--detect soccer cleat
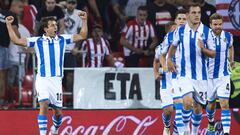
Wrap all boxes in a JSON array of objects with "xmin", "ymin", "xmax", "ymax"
[
  {"xmin": 50, "ymin": 125, "xmax": 58, "ymax": 135},
  {"xmin": 163, "ymin": 127, "xmax": 170, "ymax": 135},
  {"xmin": 207, "ymin": 121, "xmax": 215, "ymax": 134}
]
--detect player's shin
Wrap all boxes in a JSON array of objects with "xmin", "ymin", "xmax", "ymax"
[
  {"xmin": 174, "ymin": 103, "xmax": 185, "ymax": 133},
  {"xmin": 191, "ymin": 112, "xmax": 202, "ymax": 135},
  {"xmin": 38, "ymin": 115, "xmax": 48, "ymax": 135}
]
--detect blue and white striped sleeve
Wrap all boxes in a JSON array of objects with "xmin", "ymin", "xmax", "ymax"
[
  {"xmin": 160, "ymin": 35, "xmax": 169, "ymax": 55},
  {"xmin": 26, "ymin": 37, "xmax": 39, "ymax": 47},
  {"xmin": 61, "ymin": 34, "xmax": 74, "ymax": 45},
  {"xmin": 207, "ymin": 31, "xmax": 215, "ymax": 51},
  {"xmin": 171, "ymin": 28, "xmax": 180, "ymax": 46}
]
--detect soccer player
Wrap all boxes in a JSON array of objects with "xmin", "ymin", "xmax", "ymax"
[
  {"xmin": 5, "ymin": 11, "xmax": 87, "ymax": 135},
  {"xmin": 154, "ymin": 22, "xmax": 176, "ymax": 135},
  {"xmin": 153, "ymin": 9, "xmax": 187, "ymax": 135},
  {"xmin": 167, "ymin": 3, "xmax": 216, "ymax": 135},
  {"xmin": 206, "ymin": 13, "xmax": 234, "ymax": 135}
]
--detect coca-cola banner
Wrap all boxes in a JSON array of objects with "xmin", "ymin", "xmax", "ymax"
[
  {"xmin": 0, "ymin": 109, "xmax": 240, "ymax": 135},
  {"xmin": 73, "ymin": 68, "xmax": 161, "ymax": 109}
]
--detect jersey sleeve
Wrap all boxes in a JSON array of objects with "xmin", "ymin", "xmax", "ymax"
[
  {"xmin": 206, "ymin": 31, "xmax": 215, "ymax": 51},
  {"xmin": 121, "ymin": 23, "xmax": 133, "ymax": 39},
  {"xmin": 26, "ymin": 37, "xmax": 39, "ymax": 47},
  {"xmin": 171, "ymin": 28, "xmax": 180, "ymax": 46},
  {"xmin": 61, "ymin": 34, "xmax": 74, "ymax": 45}
]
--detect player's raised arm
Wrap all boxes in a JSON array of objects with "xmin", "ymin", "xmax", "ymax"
[
  {"xmin": 73, "ymin": 11, "xmax": 88, "ymax": 42},
  {"xmin": 5, "ymin": 16, "xmax": 27, "ymax": 47}
]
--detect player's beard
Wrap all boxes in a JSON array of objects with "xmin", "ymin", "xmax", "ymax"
[{"xmin": 214, "ymin": 29, "xmax": 222, "ymax": 36}]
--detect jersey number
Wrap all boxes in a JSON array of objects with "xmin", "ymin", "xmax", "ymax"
[
  {"xmin": 226, "ymin": 83, "xmax": 230, "ymax": 91},
  {"xmin": 56, "ymin": 93, "xmax": 62, "ymax": 101},
  {"xmin": 199, "ymin": 91, "xmax": 207, "ymax": 100}
]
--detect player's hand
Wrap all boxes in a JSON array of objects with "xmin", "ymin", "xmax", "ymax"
[
  {"xmin": 198, "ymin": 38, "xmax": 204, "ymax": 51},
  {"xmin": 162, "ymin": 64, "xmax": 168, "ymax": 72},
  {"xmin": 167, "ymin": 58, "xmax": 176, "ymax": 73},
  {"xmin": 154, "ymin": 72, "xmax": 162, "ymax": 80},
  {"xmin": 230, "ymin": 61, "xmax": 236, "ymax": 70},
  {"xmin": 79, "ymin": 11, "xmax": 87, "ymax": 20},
  {"xmin": 5, "ymin": 16, "xmax": 14, "ymax": 24},
  {"xmin": 71, "ymin": 48, "xmax": 78, "ymax": 55},
  {"xmin": 114, "ymin": 61, "xmax": 124, "ymax": 70}
]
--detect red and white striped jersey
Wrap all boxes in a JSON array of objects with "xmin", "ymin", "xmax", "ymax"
[
  {"xmin": 82, "ymin": 37, "xmax": 111, "ymax": 67},
  {"xmin": 121, "ymin": 19, "xmax": 156, "ymax": 56},
  {"xmin": 216, "ymin": 0, "xmax": 240, "ymax": 36}
]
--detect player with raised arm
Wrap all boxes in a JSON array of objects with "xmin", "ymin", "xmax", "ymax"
[
  {"xmin": 206, "ymin": 13, "xmax": 234, "ymax": 135},
  {"xmin": 167, "ymin": 3, "xmax": 216, "ymax": 135},
  {"xmin": 5, "ymin": 11, "xmax": 87, "ymax": 135}
]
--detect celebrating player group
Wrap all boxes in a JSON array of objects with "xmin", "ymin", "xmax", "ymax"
[{"xmin": 154, "ymin": 3, "xmax": 234, "ymax": 135}]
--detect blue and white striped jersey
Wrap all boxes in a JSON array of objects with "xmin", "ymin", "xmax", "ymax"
[
  {"xmin": 208, "ymin": 30, "xmax": 233, "ymax": 79},
  {"xmin": 155, "ymin": 31, "xmax": 178, "ymax": 79},
  {"xmin": 172, "ymin": 23, "xmax": 215, "ymax": 80},
  {"xmin": 27, "ymin": 34, "xmax": 73, "ymax": 77}
]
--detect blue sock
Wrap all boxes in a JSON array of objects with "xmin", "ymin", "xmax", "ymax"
[
  {"xmin": 182, "ymin": 107, "xmax": 192, "ymax": 125},
  {"xmin": 38, "ymin": 115, "xmax": 47, "ymax": 135},
  {"xmin": 206, "ymin": 107, "xmax": 215, "ymax": 122},
  {"xmin": 174, "ymin": 103, "xmax": 185, "ymax": 133},
  {"xmin": 52, "ymin": 115, "xmax": 63, "ymax": 129},
  {"xmin": 191, "ymin": 112, "xmax": 202, "ymax": 135},
  {"xmin": 162, "ymin": 112, "xmax": 171, "ymax": 128},
  {"xmin": 221, "ymin": 109, "xmax": 231, "ymax": 134}
]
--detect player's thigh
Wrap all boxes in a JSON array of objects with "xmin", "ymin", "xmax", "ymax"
[
  {"xmin": 172, "ymin": 78, "xmax": 182, "ymax": 100},
  {"xmin": 35, "ymin": 76, "xmax": 50, "ymax": 102},
  {"xmin": 207, "ymin": 78, "xmax": 217, "ymax": 102},
  {"xmin": 49, "ymin": 77, "xmax": 63, "ymax": 108},
  {"xmin": 178, "ymin": 77, "xmax": 194, "ymax": 97},
  {"xmin": 160, "ymin": 88, "xmax": 173, "ymax": 109},
  {"xmin": 192, "ymin": 80, "xmax": 208, "ymax": 105},
  {"xmin": 217, "ymin": 76, "xmax": 231, "ymax": 99}
]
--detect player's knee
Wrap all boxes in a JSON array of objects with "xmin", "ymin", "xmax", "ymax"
[
  {"xmin": 207, "ymin": 102, "xmax": 215, "ymax": 110},
  {"xmin": 183, "ymin": 98, "xmax": 193, "ymax": 109},
  {"xmin": 220, "ymin": 100, "xmax": 229, "ymax": 110},
  {"xmin": 163, "ymin": 106, "xmax": 173, "ymax": 116}
]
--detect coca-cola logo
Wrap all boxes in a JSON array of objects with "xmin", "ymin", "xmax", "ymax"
[{"xmin": 49, "ymin": 115, "xmax": 158, "ymax": 135}]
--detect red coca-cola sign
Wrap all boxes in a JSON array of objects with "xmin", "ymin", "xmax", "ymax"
[{"xmin": 0, "ymin": 109, "xmax": 240, "ymax": 135}]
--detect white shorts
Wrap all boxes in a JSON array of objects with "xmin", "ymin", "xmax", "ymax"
[
  {"xmin": 207, "ymin": 76, "xmax": 230, "ymax": 102},
  {"xmin": 172, "ymin": 77, "xmax": 182, "ymax": 100},
  {"xmin": 160, "ymin": 73, "xmax": 173, "ymax": 109},
  {"xmin": 178, "ymin": 77, "xmax": 208, "ymax": 105},
  {"xmin": 35, "ymin": 76, "xmax": 63, "ymax": 108}
]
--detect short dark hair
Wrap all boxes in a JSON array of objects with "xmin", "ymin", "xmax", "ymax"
[
  {"xmin": 40, "ymin": 16, "xmax": 56, "ymax": 29},
  {"xmin": 175, "ymin": 9, "xmax": 187, "ymax": 17},
  {"xmin": 137, "ymin": 6, "xmax": 148, "ymax": 11},
  {"xmin": 185, "ymin": 3, "xmax": 201, "ymax": 13},
  {"xmin": 165, "ymin": 21, "xmax": 176, "ymax": 33},
  {"xmin": 209, "ymin": 13, "xmax": 223, "ymax": 23}
]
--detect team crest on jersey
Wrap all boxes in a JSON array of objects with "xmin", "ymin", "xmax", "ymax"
[
  {"xmin": 229, "ymin": 0, "xmax": 240, "ymax": 31},
  {"xmin": 224, "ymin": 38, "xmax": 227, "ymax": 43}
]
